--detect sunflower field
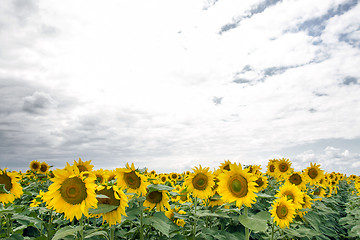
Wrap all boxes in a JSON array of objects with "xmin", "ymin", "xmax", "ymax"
[{"xmin": 1, "ymin": 158, "xmax": 360, "ymax": 240}]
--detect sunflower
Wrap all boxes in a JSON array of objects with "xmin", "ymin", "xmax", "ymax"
[
  {"xmin": 116, "ymin": 163, "xmax": 149, "ymax": 196},
  {"xmin": 94, "ymin": 169, "xmax": 106, "ymax": 184},
  {"xmin": 30, "ymin": 190, "xmax": 45, "ymax": 207},
  {"xmin": 275, "ymin": 182, "xmax": 304, "ymax": 210},
  {"xmin": 255, "ymin": 175, "xmax": 268, "ymax": 192},
  {"xmin": 286, "ymin": 172, "xmax": 306, "ymax": 190},
  {"xmin": 160, "ymin": 174, "xmax": 169, "ymax": 184},
  {"xmin": 42, "ymin": 165, "xmax": 98, "ymax": 221},
  {"xmin": 208, "ymin": 192, "xmax": 224, "ymax": 207},
  {"xmin": 246, "ymin": 165, "xmax": 262, "ymax": 176},
  {"xmin": 274, "ymin": 158, "xmax": 293, "ymax": 180},
  {"xmin": 104, "ymin": 169, "xmax": 117, "ymax": 183},
  {"xmin": 93, "ymin": 185, "xmax": 128, "ymax": 226},
  {"xmin": 72, "ymin": 158, "xmax": 94, "ymax": 173},
  {"xmin": 270, "ymin": 197, "xmax": 296, "ymax": 228},
  {"xmin": 304, "ymin": 163, "xmax": 324, "ymax": 185},
  {"xmin": 165, "ymin": 206, "xmax": 186, "ymax": 227},
  {"xmin": 143, "ymin": 189, "xmax": 171, "ymax": 212},
  {"xmin": 178, "ymin": 185, "xmax": 192, "ymax": 204},
  {"xmin": 184, "ymin": 165, "xmax": 215, "ymax": 199},
  {"xmin": 266, "ymin": 159, "xmax": 278, "ymax": 177},
  {"xmin": 39, "ymin": 162, "xmax": 50, "ymax": 174},
  {"xmin": 0, "ymin": 169, "xmax": 23, "ymax": 204},
  {"xmin": 29, "ymin": 160, "xmax": 41, "ymax": 172},
  {"xmin": 297, "ymin": 193, "xmax": 313, "ymax": 218},
  {"xmin": 170, "ymin": 172, "xmax": 178, "ymax": 181},
  {"xmin": 217, "ymin": 163, "xmax": 258, "ymax": 208}
]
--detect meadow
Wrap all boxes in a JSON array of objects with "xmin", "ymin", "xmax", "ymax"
[{"xmin": 0, "ymin": 158, "xmax": 359, "ymax": 239}]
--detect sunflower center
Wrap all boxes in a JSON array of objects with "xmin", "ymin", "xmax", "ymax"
[
  {"xmin": 171, "ymin": 174, "xmax": 177, "ymax": 179},
  {"xmin": 124, "ymin": 171, "xmax": 141, "ymax": 189},
  {"xmin": 279, "ymin": 163, "xmax": 288, "ymax": 172},
  {"xmin": 269, "ymin": 165, "xmax": 275, "ymax": 172},
  {"xmin": 180, "ymin": 194, "xmax": 188, "ymax": 202},
  {"xmin": 223, "ymin": 164, "xmax": 230, "ymax": 171},
  {"xmin": 283, "ymin": 191, "xmax": 294, "ymax": 201},
  {"xmin": 60, "ymin": 177, "xmax": 87, "ymax": 205},
  {"xmin": 96, "ymin": 188, "xmax": 120, "ymax": 207},
  {"xmin": 77, "ymin": 165, "xmax": 88, "ymax": 173},
  {"xmin": 146, "ymin": 191, "xmax": 162, "ymax": 204},
  {"xmin": 0, "ymin": 173, "xmax": 12, "ymax": 191},
  {"xmin": 308, "ymin": 168, "xmax": 318, "ymax": 179},
  {"xmin": 255, "ymin": 177, "xmax": 264, "ymax": 187},
  {"xmin": 40, "ymin": 164, "xmax": 48, "ymax": 173},
  {"xmin": 228, "ymin": 175, "xmax": 248, "ymax": 198},
  {"xmin": 277, "ymin": 204, "xmax": 288, "ymax": 219},
  {"xmin": 32, "ymin": 163, "xmax": 40, "ymax": 170},
  {"xmin": 192, "ymin": 173, "xmax": 208, "ymax": 190},
  {"xmin": 289, "ymin": 174, "xmax": 302, "ymax": 185}
]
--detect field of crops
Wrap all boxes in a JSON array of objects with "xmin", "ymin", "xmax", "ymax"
[{"xmin": 1, "ymin": 158, "xmax": 359, "ymax": 240}]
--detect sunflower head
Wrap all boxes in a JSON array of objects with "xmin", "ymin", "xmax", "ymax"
[
  {"xmin": 39, "ymin": 162, "xmax": 50, "ymax": 174},
  {"xmin": 73, "ymin": 158, "xmax": 94, "ymax": 173},
  {"xmin": 275, "ymin": 182, "xmax": 304, "ymax": 209},
  {"xmin": 275, "ymin": 158, "xmax": 293, "ymax": 180},
  {"xmin": 304, "ymin": 163, "xmax": 324, "ymax": 185},
  {"xmin": 30, "ymin": 160, "xmax": 41, "ymax": 172},
  {"xmin": 116, "ymin": 164, "xmax": 149, "ymax": 196},
  {"xmin": 287, "ymin": 172, "xmax": 306, "ymax": 190},
  {"xmin": 0, "ymin": 169, "xmax": 23, "ymax": 204},
  {"xmin": 184, "ymin": 165, "xmax": 215, "ymax": 199},
  {"xmin": 270, "ymin": 197, "xmax": 296, "ymax": 228},
  {"xmin": 266, "ymin": 159, "xmax": 278, "ymax": 176},
  {"xmin": 143, "ymin": 189, "xmax": 171, "ymax": 212},
  {"xmin": 255, "ymin": 175, "xmax": 268, "ymax": 191},
  {"xmin": 217, "ymin": 163, "xmax": 258, "ymax": 208}
]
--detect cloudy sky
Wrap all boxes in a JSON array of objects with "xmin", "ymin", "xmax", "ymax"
[{"xmin": 1, "ymin": 0, "xmax": 360, "ymax": 175}]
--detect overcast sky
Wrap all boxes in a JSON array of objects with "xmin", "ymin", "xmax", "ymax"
[{"xmin": 1, "ymin": 0, "xmax": 360, "ymax": 175}]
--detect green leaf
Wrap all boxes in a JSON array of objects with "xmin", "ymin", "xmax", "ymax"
[
  {"xmin": 96, "ymin": 194, "xmax": 110, "ymax": 199},
  {"xmin": 0, "ymin": 184, "xmax": 10, "ymax": 194},
  {"xmin": 88, "ymin": 204, "xmax": 118, "ymax": 214},
  {"xmin": 256, "ymin": 193, "xmax": 275, "ymax": 199},
  {"xmin": 52, "ymin": 226, "xmax": 83, "ymax": 240},
  {"xmin": 7, "ymin": 233, "xmax": 24, "ymax": 240},
  {"xmin": 142, "ymin": 212, "xmax": 171, "ymax": 237},
  {"xmin": 238, "ymin": 211, "xmax": 270, "ymax": 232},
  {"xmin": 84, "ymin": 230, "xmax": 108, "ymax": 239},
  {"xmin": 147, "ymin": 184, "xmax": 174, "ymax": 192},
  {"xmin": 196, "ymin": 210, "xmax": 230, "ymax": 218}
]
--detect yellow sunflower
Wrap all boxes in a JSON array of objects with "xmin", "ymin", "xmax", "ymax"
[
  {"xmin": 42, "ymin": 165, "xmax": 98, "ymax": 221},
  {"xmin": 165, "ymin": 206, "xmax": 186, "ymax": 227},
  {"xmin": 217, "ymin": 163, "xmax": 258, "ymax": 208},
  {"xmin": 39, "ymin": 162, "xmax": 50, "ymax": 174},
  {"xmin": 178, "ymin": 185, "xmax": 192, "ymax": 204},
  {"xmin": 297, "ymin": 193, "xmax": 313, "ymax": 218},
  {"xmin": 266, "ymin": 159, "xmax": 278, "ymax": 177},
  {"xmin": 304, "ymin": 163, "xmax": 324, "ymax": 185},
  {"xmin": 215, "ymin": 160, "xmax": 232, "ymax": 175},
  {"xmin": 0, "ymin": 169, "xmax": 23, "ymax": 204},
  {"xmin": 255, "ymin": 175, "xmax": 268, "ymax": 192},
  {"xmin": 93, "ymin": 185, "xmax": 128, "ymax": 226},
  {"xmin": 29, "ymin": 160, "xmax": 41, "ymax": 172},
  {"xmin": 116, "ymin": 163, "xmax": 149, "ymax": 196},
  {"xmin": 143, "ymin": 189, "xmax": 171, "ymax": 212},
  {"xmin": 72, "ymin": 158, "xmax": 94, "ymax": 173},
  {"xmin": 286, "ymin": 172, "xmax": 306, "ymax": 190},
  {"xmin": 275, "ymin": 182, "xmax": 304, "ymax": 210},
  {"xmin": 94, "ymin": 169, "xmax": 106, "ymax": 184},
  {"xmin": 274, "ymin": 158, "xmax": 293, "ymax": 180},
  {"xmin": 270, "ymin": 197, "xmax": 296, "ymax": 228},
  {"xmin": 246, "ymin": 165, "xmax": 262, "ymax": 176},
  {"xmin": 170, "ymin": 172, "xmax": 178, "ymax": 181},
  {"xmin": 184, "ymin": 165, "xmax": 215, "ymax": 200}
]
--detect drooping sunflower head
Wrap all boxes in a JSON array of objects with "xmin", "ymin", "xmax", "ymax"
[
  {"xmin": 42, "ymin": 166, "xmax": 98, "ymax": 221},
  {"xmin": 304, "ymin": 163, "xmax": 324, "ymax": 185},
  {"xmin": 275, "ymin": 182, "xmax": 304, "ymax": 210},
  {"xmin": 184, "ymin": 165, "xmax": 215, "ymax": 199},
  {"xmin": 275, "ymin": 158, "xmax": 293, "ymax": 180},
  {"xmin": 30, "ymin": 160, "xmax": 41, "ymax": 172},
  {"xmin": 270, "ymin": 197, "xmax": 296, "ymax": 228},
  {"xmin": 0, "ymin": 169, "xmax": 23, "ymax": 204},
  {"xmin": 143, "ymin": 189, "xmax": 171, "ymax": 212},
  {"xmin": 93, "ymin": 185, "xmax": 128, "ymax": 226},
  {"xmin": 94, "ymin": 169, "xmax": 106, "ymax": 184},
  {"xmin": 39, "ymin": 162, "xmax": 50, "ymax": 174},
  {"xmin": 217, "ymin": 163, "xmax": 258, "ymax": 208}
]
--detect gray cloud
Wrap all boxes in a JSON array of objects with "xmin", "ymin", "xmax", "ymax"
[
  {"xmin": 342, "ymin": 76, "xmax": 358, "ymax": 85},
  {"xmin": 212, "ymin": 96, "xmax": 223, "ymax": 105},
  {"xmin": 22, "ymin": 91, "xmax": 57, "ymax": 114}
]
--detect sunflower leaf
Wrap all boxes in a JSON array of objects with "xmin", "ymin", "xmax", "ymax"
[
  {"xmin": 238, "ymin": 211, "xmax": 270, "ymax": 232},
  {"xmin": 52, "ymin": 226, "xmax": 83, "ymax": 240},
  {"xmin": 147, "ymin": 184, "xmax": 174, "ymax": 193},
  {"xmin": 96, "ymin": 194, "xmax": 110, "ymax": 199},
  {"xmin": 88, "ymin": 204, "xmax": 118, "ymax": 214}
]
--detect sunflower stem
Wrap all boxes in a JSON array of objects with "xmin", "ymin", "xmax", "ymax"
[
  {"xmin": 271, "ymin": 220, "xmax": 275, "ymax": 240},
  {"xmin": 6, "ymin": 214, "xmax": 12, "ymax": 237},
  {"xmin": 139, "ymin": 207, "xmax": 144, "ymax": 240},
  {"xmin": 110, "ymin": 225, "xmax": 115, "ymax": 240},
  {"xmin": 79, "ymin": 216, "xmax": 84, "ymax": 240},
  {"xmin": 47, "ymin": 210, "xmax": 53, "ymax": 240},
  {"xmin": 192, "ymin": 197, "xmax": 198, "ymax": 237},
  {"xmin": 244, "ymin": 207, "xmax": 249, "ymax": 240}
]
